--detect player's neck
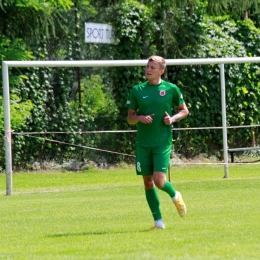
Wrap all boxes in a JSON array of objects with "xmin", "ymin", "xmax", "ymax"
[{"xmin": 148, "ymin": 78, "xmax": 162, "ymax": 85}]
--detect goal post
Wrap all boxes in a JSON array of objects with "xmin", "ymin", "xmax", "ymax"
[{"xmin": 3, "ymin": 57, "xmax": 260, "ymax": 195}]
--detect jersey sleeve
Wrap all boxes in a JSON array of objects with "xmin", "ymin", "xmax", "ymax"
[
  {"xmin": 125, "ymin": 93, "xmax": 131, "ymax": 108},
  {"xmin": 127, "ymin": 87, "xmax": 138, "ymax": 111},
  {"xmin": 173, "ymin": 85, "xmax": 185, "ymax": 107}
]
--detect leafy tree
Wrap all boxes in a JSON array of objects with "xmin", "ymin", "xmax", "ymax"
[
  {"xmin": 0, "ymin": 0, "xmax": 75, "ymax": 43},
  {"xmin": 0, "ymin": 0, "xmax": 92, "ymax": 168},
  {"xmin": 108, "ymin": 0, "xmax": 155, "ymax": 112},
  {"xmin": 206, "ymin": 0, "xmax": 260, "ymax": 20},
  {"xmin": 0, "ymin": 95, "xmax": 33, "ymax": 134},
  {"xmin": 0, "ymin": 36, "xmax": 34, "ymax": 120},
  {"xmin": 70, "ymin": 74, "xmax": 118, "ymax": 117},
  {"xmin": 2, "ymin": 0, "xmax": 260, "ymax": 166},
  {"xmin": 0, "ymin": 35, "xmax": 35, "ymax": 167},
  {"xmin": 171, "ymin": 15, "xmax": 260, "ymax": 156}
]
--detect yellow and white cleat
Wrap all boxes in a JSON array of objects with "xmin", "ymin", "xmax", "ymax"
[
  {"xmin": 173, "ymin": 191, "xmax": 187, "ymax": 218},
  {"xmin": 150, "ymin": 224, "xmax": 165, "ymax": 230}
]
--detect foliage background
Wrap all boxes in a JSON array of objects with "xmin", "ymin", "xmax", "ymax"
[{"xmin": 1, "ymin": 0, "xmax": 260, "ymax": 170}]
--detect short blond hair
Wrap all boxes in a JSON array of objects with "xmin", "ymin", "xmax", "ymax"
[{"xmin": 148, "ymin": 55, "xmax": 166, "ymax": 70}]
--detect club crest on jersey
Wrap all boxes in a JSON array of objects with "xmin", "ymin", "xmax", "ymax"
[{"xmin": 159, "ymin": 90, "xmax": 166, "ymax": 96}]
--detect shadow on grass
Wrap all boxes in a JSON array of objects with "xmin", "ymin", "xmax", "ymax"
[{"xmin": 48, "ymin": 229, "xmax": 151, "ymax": 237}]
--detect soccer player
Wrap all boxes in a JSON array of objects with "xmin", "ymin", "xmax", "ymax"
[{"xmin": 127, "ymin": 55, "xmax": 189, "ymax": 229}]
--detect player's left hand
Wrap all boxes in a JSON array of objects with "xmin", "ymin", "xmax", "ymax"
[{"xmin": 164, "ymin": 112, "xmax": 172, "ymax": 125}]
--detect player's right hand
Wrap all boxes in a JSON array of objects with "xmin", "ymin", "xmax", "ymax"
[{"xmin": 139, "ymin": 114, "xmax": 154, "ymax": 124}]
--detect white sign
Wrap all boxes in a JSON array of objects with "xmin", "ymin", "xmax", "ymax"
[{"xmin": 85, "ymin": 23, "xmax": 116, "ymax": 44}]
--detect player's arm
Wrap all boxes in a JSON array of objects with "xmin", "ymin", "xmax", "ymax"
[
  {"xmin": 127, "ymin": 109, "xmax": 154, "ymax": 125},
  {"xmin": 164, "ymin": 103, "xmax": 189, "ymax": 125},
  {"xmin": 173, "ymin": 102, "xmax": 189, "ymax": 122}
]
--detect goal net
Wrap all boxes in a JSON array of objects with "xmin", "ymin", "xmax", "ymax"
[{"xmin": 3, "ymin": 57, "xmax": 260, "ymax": 195}]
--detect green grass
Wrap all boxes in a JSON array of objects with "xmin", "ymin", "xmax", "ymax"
[{"xmin": 0, "ymin": 164, "xmax": 260, "ymax": 259}]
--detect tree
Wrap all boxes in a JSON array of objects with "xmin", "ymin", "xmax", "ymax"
[
  {"xmin": 207, "ymin": 0, "xmax": 260, "ymax": 20},
  {"xmin": 0, "ymin": 0, "xmax": 96, "ymax": 168},
  {"xmin": 0, "ymin": 0, "xmax": 75, "ymax": 43}
]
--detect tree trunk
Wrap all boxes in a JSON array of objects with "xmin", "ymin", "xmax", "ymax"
[{"xmin": 244, "ymin": 10, "xmax": 248, "ymax": 20}]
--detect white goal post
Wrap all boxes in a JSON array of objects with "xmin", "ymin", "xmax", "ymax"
[{"xmin": 3, "ymin": 57, "xmax": 260, "ymax": 195}]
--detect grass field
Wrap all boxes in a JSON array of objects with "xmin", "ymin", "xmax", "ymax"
[{"xmin": 0, "ymin": 164, "xmax": 259, "ymax": 259}]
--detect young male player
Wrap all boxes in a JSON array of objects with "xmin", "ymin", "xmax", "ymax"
[{"xmin": 127, "ymin": 55, "xmax": 189, "ymax": 229}]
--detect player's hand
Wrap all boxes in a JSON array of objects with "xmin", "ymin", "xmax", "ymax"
[
  {"xmin": 164, "ymin": 112, "xmax": 172, "ymax": 125},
  {"xmin": 139, "ymin": 114, "xmax": 154, "ymax": 124},
  {"xmin": 164, "ymin": 112, "xmax": 179, "ymax": 124}
]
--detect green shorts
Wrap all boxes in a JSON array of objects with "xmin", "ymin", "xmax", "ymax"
[{"xmin": 135, "ymin": 144, "xmax": 172, "ymax": 176}]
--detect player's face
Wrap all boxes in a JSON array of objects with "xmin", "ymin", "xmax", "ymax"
[{"xmin": 145, "ymin": 61, "xmax": 164, "ymax": 82}]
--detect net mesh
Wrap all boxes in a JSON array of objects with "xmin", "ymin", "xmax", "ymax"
[{"xmin": 11, "ymin": 130, "xmax": 136, "ymax": 171}]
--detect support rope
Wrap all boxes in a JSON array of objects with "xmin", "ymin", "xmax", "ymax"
[{"xmin": 25, "ymin": 135, "xmax": 136, "ymax": 158}]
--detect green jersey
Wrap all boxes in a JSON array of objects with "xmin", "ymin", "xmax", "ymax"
[{"xmin": 128, "ymin": 80, "xmax": 185, "ymax": 147}]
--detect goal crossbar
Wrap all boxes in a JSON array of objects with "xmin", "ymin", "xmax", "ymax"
[{"xmin": 3, "ymin": 57, "xmax": 260, "ymax": 195}]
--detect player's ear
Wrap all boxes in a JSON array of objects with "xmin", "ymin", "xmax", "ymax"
[{"xmin": 161, "ymin": 69, "xmax": 165, "ymax": 75}]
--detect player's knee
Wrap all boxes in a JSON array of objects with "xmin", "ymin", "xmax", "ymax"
[
  {"xmin": 154, "ymin": 180, "xmax": 164, "ymax": 189},
  {"xmin": 153, "ymin": 172, "xmax": 165, "ymax": 188},
  {"xmin": 143, "ymin": 177, "xmax": 154, "ymax": 189},
  {"xmin": 153, "ymin": 178, "xmax": 164, "ymax": 189}
]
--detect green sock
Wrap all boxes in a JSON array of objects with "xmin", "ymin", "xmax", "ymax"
[
  {"xmin": 160, "ymin": 180, "xmax": 176, "ymax": 198},
  {"xmin": 145, "ymin": 187, "xmax": 162, "ymax": 221}
]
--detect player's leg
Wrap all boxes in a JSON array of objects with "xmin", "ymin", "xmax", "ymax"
[
  {"xmin": 136, "ymin": 145, "xmax": 165, "ymax": 229},
  {"xmin": 153, "ymin": 145, "xmax": 187, "ymax": 218},
  {"xmin": 153, "ymin": 144, "xmax": 175, "ymax": 194},
  {"xmin": 143, "ymin": 175, "xmax": 165, "ymax": 229}
]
